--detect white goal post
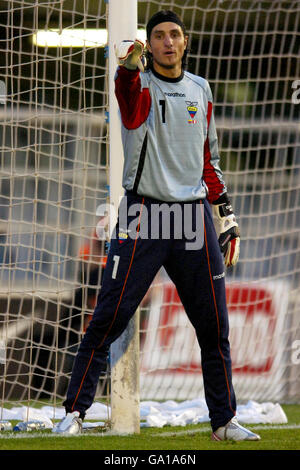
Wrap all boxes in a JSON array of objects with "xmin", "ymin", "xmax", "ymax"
[
  {"xmin": 0, "ymin": 0, "xmax": 299, "ymax": 434},
  {"xmin": 107, "ymin": 0, "xmax": 140, "ymax": 435}
]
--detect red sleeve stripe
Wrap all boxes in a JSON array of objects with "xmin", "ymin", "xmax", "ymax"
[
  {"xmin": 203, "ymin": 101, "xmax": 225, "ymax": 203},
  {"xmin": 115, "ymin": 67, "xmax": 151, "ymax": 130},
  {"xmin": 206, "ymin": 101, "xmax": 213, "ymax": 127}
]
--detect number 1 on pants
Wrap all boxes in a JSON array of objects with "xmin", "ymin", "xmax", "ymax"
[{"xmin": 112, "ymin": 255, "xmax": 120, "ymax": 279}]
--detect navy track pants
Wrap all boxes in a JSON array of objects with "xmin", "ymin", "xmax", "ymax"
[{"xmin": 64, "ymin": 193, "xmax": 236, "ymax": 431}]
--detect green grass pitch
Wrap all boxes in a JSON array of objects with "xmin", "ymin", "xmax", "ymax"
[{"xmin": 0, "ymin": 405, "xmax": 299, "ymax": 452}]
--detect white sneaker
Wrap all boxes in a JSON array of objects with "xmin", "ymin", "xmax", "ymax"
[
  {"xmin": 212, "ymin": 417, "xmax": 261, "ymax": 441},
  {"xmin": 52, "ymin": 411, "xmax": 82, "ymax": 435}
]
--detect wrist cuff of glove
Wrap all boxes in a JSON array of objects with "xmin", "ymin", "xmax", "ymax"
[{"xmin": 212, "ymin": 193, "xmax": 234, "ymax": 218}]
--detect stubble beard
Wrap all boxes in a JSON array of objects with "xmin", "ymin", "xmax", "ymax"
[{"xmin": 153, "ymin": 57, "xmax": 180, "ymax": 71}]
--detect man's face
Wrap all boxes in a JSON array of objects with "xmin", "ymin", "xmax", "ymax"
[{"xmin": 147, "ymin": 22, "xmax": 188, "ymax": 72}]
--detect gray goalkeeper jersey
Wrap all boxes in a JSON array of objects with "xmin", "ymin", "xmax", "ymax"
[{"xmin": 115, "ymin": 66, "xmax": 226, "ymax": 203}]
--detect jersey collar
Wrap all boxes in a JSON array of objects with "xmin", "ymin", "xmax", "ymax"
[{"xmin": 151, "ymin": 66, "xmax": 184, "ymax": 83}]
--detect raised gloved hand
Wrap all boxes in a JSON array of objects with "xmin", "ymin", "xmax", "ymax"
[
  {"xmin": 115, "ymin": 39, "xmax": 146, "ymax": 72},
  {"xmin": 213, "ymin": 194, "xmax": 240, "ymax": 267},
  {"xmin": 95, "ymin": 215, "xmax": 109, "ymax": 241}
]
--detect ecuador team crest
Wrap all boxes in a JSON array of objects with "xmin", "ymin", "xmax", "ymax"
[{"xmin": 185, "ymin": 101, "xmax": 198, "ymax": 124}]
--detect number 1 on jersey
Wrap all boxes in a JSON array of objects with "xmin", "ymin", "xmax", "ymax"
[{"xmin": 159, "ymin": 100, "xmax": 166, "ymax": 123}]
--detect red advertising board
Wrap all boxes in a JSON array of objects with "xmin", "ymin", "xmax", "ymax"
[{"xmin": 140, "ymin": 280, "xmax": 288, "ymax": 400}]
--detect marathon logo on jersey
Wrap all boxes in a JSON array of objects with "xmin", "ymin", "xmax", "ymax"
[
  {"xmin": 185, "ymin": 101, "xmax": 198, "ymax": 124},
  {"xmin": 164, "ymin": 92, "xmax": 186, "ymax": 97}
]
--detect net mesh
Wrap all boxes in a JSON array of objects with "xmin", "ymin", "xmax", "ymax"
[
  {"xmin": 0, "ymin": 0, "xmax": 299, "ymax": 419},
  {"xmin": 0, "ymin": 0, "xmax": 109, "ymax": 411}
]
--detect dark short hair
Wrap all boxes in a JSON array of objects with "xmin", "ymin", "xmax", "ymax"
[{"xmin": 146, "ymin": 10, "xmax": 186, "ymax": 40}]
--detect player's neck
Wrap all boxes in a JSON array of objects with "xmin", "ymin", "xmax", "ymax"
[{"xmin": 152, "ymin": 61, "xmax": 182, "ymax": 79}]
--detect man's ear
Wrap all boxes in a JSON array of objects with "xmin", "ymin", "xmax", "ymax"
[
  {"xmin": 184, "ymin": 35, "xmax": 188, "ymax": 50},
  {"xmin": 146, "ymin": 40, "xmax": 152, "ymax": 54}
]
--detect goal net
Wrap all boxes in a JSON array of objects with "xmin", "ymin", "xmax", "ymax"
[{"xmin": 0, "ymin": 0, "xmax": 299, "ymax": 424}]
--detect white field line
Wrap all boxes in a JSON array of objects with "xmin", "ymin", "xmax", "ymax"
[
  {"xmin": 0, "ymin": 424, "xmax": 299, "ymax": 439},
  {"xmin": 150, "ymin": 423, "xmax": 300, "ymax": 437}
]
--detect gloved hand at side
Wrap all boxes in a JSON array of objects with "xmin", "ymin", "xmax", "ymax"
[{"xmin": 213, "ymin": 194, "xmax": 240, "ymax": 267}]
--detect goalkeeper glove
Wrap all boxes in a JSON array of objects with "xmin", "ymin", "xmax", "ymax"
[
  {"xmin": 115, "ymin": 39, "xmax": 146, "ymax": 72},
  {"xmin": 213, "ymin": 194, "xmax": 240, "ymax": 267},
  {"xmin": 96, "ymin": 215, "xmax": 109, "ymax": 241}
]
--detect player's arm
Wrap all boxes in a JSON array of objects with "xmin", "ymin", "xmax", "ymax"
[
  {"xmin": 203, "ymin": 82, "xmax": 240, "ymax": 267},
  {"xmin": 114, "ymin": 40, "xmax": 151, "ymax": 129}
]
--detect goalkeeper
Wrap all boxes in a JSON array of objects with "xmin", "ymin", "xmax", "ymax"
[{"xmin": 53, "ymin": 10, "xmax": 260, "ymax": 441}]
